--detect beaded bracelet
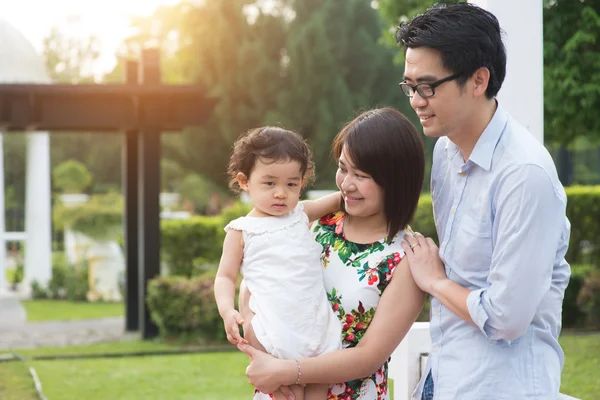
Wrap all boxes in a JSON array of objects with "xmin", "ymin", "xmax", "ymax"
[{"xmin": 294, "ymin": 359, "xmax": 301, "ymax": 385}]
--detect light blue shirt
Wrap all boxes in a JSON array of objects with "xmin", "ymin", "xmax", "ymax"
[{"xmin": 412, "ymin": 104, "xmax": 571, "ymax": 400}]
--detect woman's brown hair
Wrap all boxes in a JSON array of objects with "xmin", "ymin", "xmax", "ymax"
[{"xmin": 332, "ymin": 108, "xmax": 425, "ymax": 243}]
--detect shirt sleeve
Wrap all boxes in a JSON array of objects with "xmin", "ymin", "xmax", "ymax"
[{"xmin": 466, "ymin": 164, "xmax": 567, "ymax": 341}]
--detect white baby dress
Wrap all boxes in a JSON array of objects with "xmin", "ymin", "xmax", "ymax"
[{"xmin": 225, "ymin": 203, "xmax": 341, "ymax": 360}]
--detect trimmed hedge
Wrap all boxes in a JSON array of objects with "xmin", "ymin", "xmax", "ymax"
[
  {"xmin": 564, "ymin": 185, "xmax": 600, "ymax": 266},
  {"xmin": 160, "ymin": 202, "xmax": 251, "ymax": 278},
  {"xmin": 155, "ymin": 187, "xmax": 600, "ymax": 332}
]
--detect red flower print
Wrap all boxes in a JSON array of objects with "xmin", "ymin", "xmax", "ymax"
[
  {"xmin": 345, "ymin": 333, "xmax": 355, "ymax": 341},
  {"xmin": 346, "ymin": 315, "xmax": 354, "ymax": 324},
  {"xmin": 319, "ymin": 212, "xmax": 343, "ymax": 227}
]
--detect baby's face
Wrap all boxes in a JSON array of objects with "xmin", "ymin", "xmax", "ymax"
[{"xmin": 242, "ymin": 158, "xmax": 303, "ymax": 217}]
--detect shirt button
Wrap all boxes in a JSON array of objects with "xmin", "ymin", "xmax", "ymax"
[
  {"xmin": 451, "ymin": 208, "xmax": 456, "ymax": 214},
  {"xmin": 433, "ymin": 345, "xmax": 441, "ymax": 352},
  {"xmin": 460, "ymin": 172, "xmax": 466, "ymax": 176},
  {"xmin": 433, "ymin": 309, "xmax": 439, "ymax": 316}
]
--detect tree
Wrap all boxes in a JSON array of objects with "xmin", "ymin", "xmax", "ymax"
[
  {"xmin": 42, "ymin": 15, "xmax": 100, "ymax": 84},
  {"xmin": 543, "ymin": 0, "xmax": 600, "ymax": 146},
  {"xmin": 42, "ymin": 17, "xmax": 123, "ymax": 193},
  {"xmin": 270, "ymin": 0, "xmax": 409, "ymax": 187},
  {"xmin": 112, "ymin": 1, "xmax": 288, "ymax": 190}
]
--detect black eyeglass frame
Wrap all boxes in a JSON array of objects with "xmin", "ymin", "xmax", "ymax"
[{"xmin": 399, "ymin": 73, "xmax": 462, "ymax": 98}]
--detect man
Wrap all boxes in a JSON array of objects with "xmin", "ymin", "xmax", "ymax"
[{"xmin": 396, "ymin": 3, "xmax": 571, "ymax": 400}]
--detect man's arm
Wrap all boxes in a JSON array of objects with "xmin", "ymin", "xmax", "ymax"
[
  {"xmin": 466, "ymin": 165, "xmax": 566, "ymax": 340},
  {"xmin": 404, "ymin": 165, "xmax": 566, "ymax": 341}
]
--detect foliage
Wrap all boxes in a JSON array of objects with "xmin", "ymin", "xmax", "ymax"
[
  {"xmin": 42, "ymin": 15, "xmax": 100, "ymax": 84},
  {"xmin": 544, "ymin": 0, "xmax": 600, "ymax": 145},
  {"xmin": 177, "ymin": 173, "xmax": 224, "ymax": 214},
  {"xmin": 30, "ymin": 252, "xmax": 90, "ymax": 302},
  {"xmin": 577, "ymin": 269, "xmax": 600, "ymax": 328},
  {"xmin": 267, "ymin": 0, "xmax": 410, "ymax": 187},
  {"xmin": 146, "ymin": 276, "xmax": 225, "ymax": 342},
  {"xmin": 161, "ymin": 216, "xmax": 224, "ymax": 278},
  {"xmin": 563, "ymin": 264, "xmax": 595, "ymax": 328},
  {"xmin": 219, "ymin": 201, "xmax": 253, "ymax": 225},
  {"xmin": 52, "ymin": 159, "xmax": 93, "ymax": 194},
  {"xmin": 43, "ymin": 18, "xmax": 123, "ymax": 195},
  {"xmin": 564, "ymin": 186, "xmax": 600, "ymax": 266},
  {"xmin": 53, "ymin": 193, "xmax": 123, "ymax": 242},
  {"xmin": 7, "ymin": 263, "xmax": 24, "ymax": 287}
]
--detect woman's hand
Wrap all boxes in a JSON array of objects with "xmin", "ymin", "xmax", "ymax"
[{"xmin": 237, "ymin": 343, "xmax": 296, "ymax": 399}]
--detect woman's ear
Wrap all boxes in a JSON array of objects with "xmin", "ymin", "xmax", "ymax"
[{"xmin": 237, "ymin": 172, "xmax": 249, "ymax": 191}]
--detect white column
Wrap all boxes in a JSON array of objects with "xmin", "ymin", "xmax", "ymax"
[
  {"xmin": 0, "ymin": 133, "xmax": 5, "ymax": 293},
  {"xmin": 469, "ymin": 0, "xmax": 544, "ymax": 143},
  {"xmin": 24, "ymin": 132, "xmax": 52, "ymax": 290}
]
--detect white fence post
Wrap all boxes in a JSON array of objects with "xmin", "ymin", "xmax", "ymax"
[{"xmin": 389, "ymin": 322, "xmax": 431, "ymax": 400}]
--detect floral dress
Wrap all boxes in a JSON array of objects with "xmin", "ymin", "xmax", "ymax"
[
  {"xmin": 253, "ymin": 211, "xmax": 406, "ymax": 400},
  {"xmin": 315, "ymin": 212, "xmax": 406, "ymax": 400}
]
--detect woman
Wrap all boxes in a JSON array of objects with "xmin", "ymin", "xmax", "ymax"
[{"xmin": 239, "ymin": 107, "xmax": 426, "ymax": 399}]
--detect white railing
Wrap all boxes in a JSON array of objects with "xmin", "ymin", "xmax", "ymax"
[{"xmin": 388, "ymin": 322, "xmax": 579, "ymax": 400}]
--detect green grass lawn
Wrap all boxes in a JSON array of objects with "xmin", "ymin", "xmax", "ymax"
[
  {"xmin": 1, "ymin": 334, "xmax": 598, "ymax": 399},
  {"xmin": 21, "ymin": 299, "xmax": 124, "ymax": 322},
  {"xmin": 559, "ymin": 334, "xmax": 600, "ymax": 399},
  {"xmin": 0, "ymin": 360, "xmax": 38, "ymax": 400}
]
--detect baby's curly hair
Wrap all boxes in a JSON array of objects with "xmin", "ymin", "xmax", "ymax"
[{"xmin": 227, "ymin": 126, "xmax": 315, "ymax": 192}]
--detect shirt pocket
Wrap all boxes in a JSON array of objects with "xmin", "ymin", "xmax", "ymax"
[{"xmin": 452, "ymin": 212, "xmax": 493, "ymax": 271}]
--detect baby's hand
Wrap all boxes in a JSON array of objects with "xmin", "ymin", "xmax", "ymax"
[{"xmin": 223, "ymin": 309, "xmax": 248, "ymax": 345}]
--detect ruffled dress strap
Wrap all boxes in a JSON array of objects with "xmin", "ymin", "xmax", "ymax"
[{"xmin": 224, "ymin": 203, "xmax": 307, "ymax": 235}]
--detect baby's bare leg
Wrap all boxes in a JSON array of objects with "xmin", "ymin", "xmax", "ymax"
[
  {"xmin": 304, "ymin": 383, "xmax": 329, "ymax": 400},
  {"xmin": 239, "ymin": 281, "xmax": 295, "ymax": 400}
]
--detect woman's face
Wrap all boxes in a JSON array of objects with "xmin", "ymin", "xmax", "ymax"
[{"xmin": 336, "ymin": 146, "xmax": 385, "ymax": 219}]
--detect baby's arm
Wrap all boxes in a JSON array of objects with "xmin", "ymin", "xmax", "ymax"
[
  {"xmin": 214, "ymin": 229, "xmax": 247, "ymax": 345},
  {"xmin": 302, "ymin": 191, "xmax": 342, "ymax": 222}
]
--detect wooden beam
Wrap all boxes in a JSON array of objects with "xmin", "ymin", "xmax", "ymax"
[
  {"xmin": 138, "ymin": 49, "xmax": 162, "ymax": 340},
  {"xmin": 0, "ymin": 83, "xmax": 215, "ymax": 132},
  {"xmin": 123, "ymin": 60, "xmax": 140, "ymax": 333}
]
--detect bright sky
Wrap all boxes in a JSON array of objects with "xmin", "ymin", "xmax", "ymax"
[{"xmin": 0, "ymin": 0, "xmax": 183, "ymax": 75}]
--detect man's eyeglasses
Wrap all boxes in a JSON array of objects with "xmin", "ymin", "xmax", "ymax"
[{"xmin": 399, "ymin": 73, "xmax": 461, "ymax": 98}]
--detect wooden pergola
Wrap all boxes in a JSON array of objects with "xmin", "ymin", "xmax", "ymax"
[{"xmin": 0, "ymin": 49, "xmax": 215, "ymax": 339}]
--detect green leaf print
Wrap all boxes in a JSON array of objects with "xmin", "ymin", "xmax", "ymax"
[
  {"xmin": 334, "ymin": 237, "xmax": 353, "ymax": 263},
  {"xmin": 315, "ymin": 230, "xmax": 335, "ymax": 249}
]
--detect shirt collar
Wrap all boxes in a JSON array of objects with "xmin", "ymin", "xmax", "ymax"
[{"xmin": 466, "ymin": 102, "xmax": 508, "ymax": 171}]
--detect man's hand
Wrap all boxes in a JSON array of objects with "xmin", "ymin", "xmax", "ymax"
[
  {"xmin": 222, "ymin": 309, "xmax": 248, "ymax": 345},
  {"xmin": 401, "ymin": 232, "xmax": 448, "ymax": 294}
]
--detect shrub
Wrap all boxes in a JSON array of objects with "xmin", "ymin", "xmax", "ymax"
[
  {"xmin": 161, "ymin": 216, "xmax": 224, "ymax": 277},
  {"xmin": 146, "ymin": 276, "xmax": 225, "ymax": 343},
  {"xmin": 53, "ymin": 193, "xmax": 123, "ymax": 242},
  {"xmin": 31, "ymin": 252, "xmax": 90, "ymax": 301},
  {"xmin": 577, "ymin": 269, "xmax": 600, "ymax": 328},
  {"xmin": 219, "ymin": 201, "xmax": 252, "ymax": 226},
  {"xmin": 564, "ymin": 186, "xmax": 600, "ymax": 266},
  {"xmin": 563, "ymin": 264, "xmax": 594, "ymax": 328},
  {"xmin": 53, "ymin": 159, "xmax": 92, "ymax": 194}
]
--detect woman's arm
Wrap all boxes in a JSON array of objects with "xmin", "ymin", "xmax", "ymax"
[
  {"xmin": 239, "ymin": 257, "xmax": 425, "ymax": 392},
  {"xmin": 301, "ymin": 192, "xmax": 342, "ymax": 222},
  {"xmin": 214, "ymin": 229, "xmax": 246, "ymax": 345}
]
